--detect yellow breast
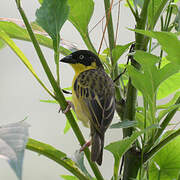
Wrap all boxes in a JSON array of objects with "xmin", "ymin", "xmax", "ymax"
[{"xmin": 71, "ymin": 63, "xmax": 96, "ymax": 128}]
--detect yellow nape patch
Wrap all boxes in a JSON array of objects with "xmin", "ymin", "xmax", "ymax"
[{"xmin": 70, "ymin": 62, "xmax": 97, "ymax": 76}]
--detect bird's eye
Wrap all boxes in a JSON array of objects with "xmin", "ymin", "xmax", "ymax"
[{"xmin": 79, "ymin": 55, "xmax": 84, "ymax": 60}]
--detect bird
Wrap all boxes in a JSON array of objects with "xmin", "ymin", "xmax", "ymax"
[{"xmin": 60, "ymin": 50, "xmax": 115, "ymax": 165}]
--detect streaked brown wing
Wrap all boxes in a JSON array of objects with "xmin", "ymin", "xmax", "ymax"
[{"xmin": 74, "ymin": 69, "xmax": 115, "ymax": 133}]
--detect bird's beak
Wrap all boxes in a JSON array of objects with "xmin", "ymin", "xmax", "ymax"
[{"xmin": 60, "ymin": 54, "xmax": 75, "ymax": 64}]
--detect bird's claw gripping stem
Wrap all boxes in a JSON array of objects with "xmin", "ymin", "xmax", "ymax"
[{"xmin": 59, "ymin": 101, "xmax": 74, "ymax": 113}]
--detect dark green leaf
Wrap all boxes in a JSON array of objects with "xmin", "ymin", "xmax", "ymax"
[
  {"xmin": 36, "ymin": 0, "xmax": 69, "ymax": 41},
  {"xmin": 149, "ymin": 131, "xmax": 180, "ymax": 180},
  {"xmin": 110, "ymin": 120, "xmax": 137, "ymax": 129},
  {"xmin": 68, "ymin": 0, "xmax": 94, "ymax": 37}
]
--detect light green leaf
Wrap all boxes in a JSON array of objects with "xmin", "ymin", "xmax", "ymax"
[
  {"xmin": 0, "ymin": 21, "xmax": 71, "ymax": 55},
  {"xmin": 157, "ymin": 91, "xmax": 180, "ymax": 109},
  {"xmin": 68, "ymin": 0, "xmax": 94, "ymax": 37},
  {"xmin": 127, "ymin": 50, "xmax": 179, "ymax": 122},
  {"xmin": 156, "ymin": 104, "xmax": 180, "ymax": 122},
  {"xmin": 157, "ymin": 72, "xmax": 180, "ymax": 100},
  {"xmin": 67, "ymin": 0, "xmax": 95, "ymax": 51},
  {"xmin": 110, "ymin": 120, "xmax": 137, "ymax": 129},
  {"xmin": 149, "ymin": 131, "xmax": 180, "ymax": 180},
  {"xmin": 36, "ymin": 0, "xmax": 69, "ymax": 41},
  {"xmin": 27, "ymin": 139, "xmax": 89, "ymax": 180},
  {"xmin": 40, "ymin": 99, "xmax": 58, "ymax": 104},
  {"xmin": 133, "ymin": 30, "xmax": 180, "ymax": 65},
  {"xmin": 0, "ymin": 39, "xmax": 5, "ymax": 49},
  {"xmin": 112, "ymin": 42, "xmax": 133, "ymax": 70},
  {"xmin": 61, "ymin": 175, "xmax": 78, "ymax": 180}
]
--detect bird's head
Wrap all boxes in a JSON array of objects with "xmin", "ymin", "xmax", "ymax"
[{"xmin": 60, "ymin": 50, "xmax": 104, "ymax": 73}]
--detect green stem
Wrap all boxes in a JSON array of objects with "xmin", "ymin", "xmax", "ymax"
[
  {"xmin": 16, "ymin": 2, "xmax": 103, "ymax": 179},
  {"xmin": 103, "ymin": 0, "xmax": 121, "ymax": 101},
  {"xmin": 144, "ymin": 128, "xmax": 180, "ymax": 162},
  {"xmin": 26, "ymin": 138, "xmax": 90, "ymax": 180},
  {"xmin": 122, "ymin": 0, "xmax": 150, "ymax": 179}
]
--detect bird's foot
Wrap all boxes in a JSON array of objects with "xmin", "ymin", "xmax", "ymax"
[
  {"xmin": 80, "ymin": 140, "xmax": 91, "ymax": 152},
  {"xmin": 59, "ymin": 101, "xmax": 74, "ymax": 114}
]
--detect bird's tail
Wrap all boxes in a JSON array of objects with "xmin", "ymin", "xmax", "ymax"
[{"xmin": 91, "ymin": 132, "xmax": 104, "ymax": 165}]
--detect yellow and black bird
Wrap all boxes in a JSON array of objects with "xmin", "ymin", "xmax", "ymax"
[{"xmin": 60, "ymin": 50, "xmax": 115, "ymax": 165}]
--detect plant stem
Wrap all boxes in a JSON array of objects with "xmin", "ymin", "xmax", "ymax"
[
  {"xmin": 16, "ymin": 2, "xmax": 104, "ymax": 179},
  {"xmin": 26, "ymin": 138, "xmax": 90, "ymax": 180},
  {"xmin": 103, "ymin": 0, "xmax": 121, "ymax": 101},
  {"xmin": 144, "ymin": 128, "xmax": 180, "ymax": 162},
  {"xmin": 122, "ymin": 0, "xmax": 150, "ymax": 179}
]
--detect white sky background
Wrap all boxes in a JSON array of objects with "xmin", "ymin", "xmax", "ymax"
[{"xmin": 0, "ymin": 1, "xmax": 179, "ymax": 180}]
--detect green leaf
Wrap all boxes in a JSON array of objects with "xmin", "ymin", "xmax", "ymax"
[
  {"xmin": 61, "ymin": 175, "xmax": 78, "ymax": 180},
  {"xmin": 36, "ymin": 0, "xmax": 69, "ymax": 41},
  {"xmin": 67, "ymin": 0, "xmax": 95, "ymax": 51},
  {"xmin": 68, "ymin": 0, "xmax": 94, "ymax": 37},
  {"xmin": 149, "ymin": 131, "xmax": 180, "ymax": 180},
  {"xmin": 0, "ymin": 21, "xmax": 71, "ymax": 55},
  {"xmin": 105, "ymin": 130, "xmax": 144, "ymax": 179},
  {"xmin": 112, "ymin": 42, "xmax": 133, "ymax": 70},
  {"xmin": 157, "ymin": 91, "xmax": 180, "ymax": 109},
  {"xmin": 127, "ymin": 50, "xmax": 179, "ymax": 122},
  {"xmin": 157, "ymin": 72, "xmax": 180, "ymax": 100},
  {"xmin": 27, "ymin": 139, "xmax": 89, "ymax": 180},
  {"xmin": 110, "ymin": 120, "xmax": 137, "ymax": 129},
  {"xmin": 156, "ymin": 104, "xmax": 180, "ymax": 122},
  {"xmin": 132, "ymin": 30, "xmax": 180, "ymax": 65},
  {"xmin": 40, "ymin": 99, "xmax": 58, "ymax": 104},
  {"xmin": 0, "ymin": 39, "xmax": 5, "ymax": 49}
]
